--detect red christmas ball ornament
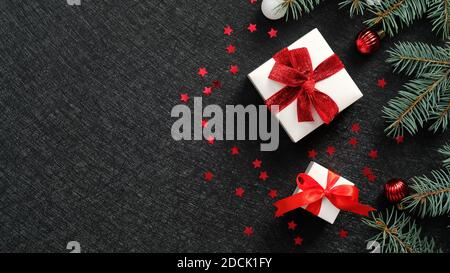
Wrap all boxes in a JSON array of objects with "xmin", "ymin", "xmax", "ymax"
[
  {"xmin": 384, "ymin": 178, "xmax": 409, "ymax": 203},
  {"xmin": 355, "ymin": 28, "xmax": 385, "ymax": 55}
]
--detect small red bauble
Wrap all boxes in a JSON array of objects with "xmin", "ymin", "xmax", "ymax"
[
  {"xmin": 384, "ymin": 178, "xmax": 409, "ymax": 203},
  {"xmin": 355, "ymin": 28, "xmax": 385, "ymax": 55}
]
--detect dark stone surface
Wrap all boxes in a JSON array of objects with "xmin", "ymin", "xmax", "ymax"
[{"xmin": 0, "ymin": 0, "xmax": 448, "ymax": 253}]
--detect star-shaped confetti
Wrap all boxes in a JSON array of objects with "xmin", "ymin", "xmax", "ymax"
[
  {"xmin": 224, "ymin": 25, "xmax": 233, "ymax": 36},
  {"xmin": 180, "ymin": 93, "xmax": 189, "ymax": 103},
  {"xmin": 247, "ymin": 23, "xmax": 257, "ymax": 33},
  {"xmin": 326, "ymin": 146, "xmax": 336, "ymax": 156},
  {"xmin": 288, "ymin": 221, "xmax": 297, "ymax": 230},
  {"xmin": 351, "ymin": 123, "xmax": 361, "ymax": 133},
  {"xmin": 244, "ymin": 226, "xmax": 254, "ymax": 236},
  {"xmin": 198, "ymin": 67, "xmax": 208, "ymax": 77},
  {"xmin": 294, "ymin": 236, "xmax": 303, "ymax": 246},
  {"xmin": 249, "ymin": 0, "xmax": 257, "ymax": 4},
  {"xmin": 204, "ymin": 171, "xmax": 214, "ymax": 182},
  {"xmin": 252, "ymin": 158, "xmax": 262, "ymax": 168},
  {"xmin": 229, "ymin": 65, "xmax": 239, "ymax": 75},
  {"xmin": 259, "ymin": 171, "xmax": 269, "ymax": 181},
  {"xmin": 362, "ymin": 166, "xmax": 373, "ymax": 177},
  {"xmin": 377, "ymin": 78, "xmax": 387, "ymax": 88},
  {"xmin": 235, "ymin": 187, "xmax": 245, "ymax": 198},
  {"xmin": 203, "ymin": 86, "xmax": 212, "ymax": 96},
  {"xmin": 201, "ymin": 119, "xmax": 208, "ymax": 128},
  {"xmin": 226, "ymin": 44, "xmax": 236, "ymax": 54},
  {"xmin": 339, "ymin": 229, "xmax": 348, "ymax": 238},
  {"xmin": 268, "ymin": 28, "xmax": 278, "ymax": 38},
  {"xmin": 368, "ymin": 149, "xmax": 378, "ymax": 159},
  {"xmin": 212, "ymin": 80, "xmax": 222, "ymax": 89},
  {"xmin": 207, "ymin": 136, "xmax": 215, "ymax": 145},
  {"xmin": 268, "ymin": 189, "xmax": 278, "ymax": 199},
  {"xmin": 395, "ymin": 135, "xmax": 404, "ymax": 144},
  {"xmin": 348, "ymin": 137, "xmax": 358, "ymax": 147},
  {"xmin": 367, "ymin": 173, "xmax": 377, "ymax": 182},
  {"xmin": 308, "ymin": 149, "xmax": 318, "ymax": 159},
  {"xmin": 231, "ymin": 146, "xmax": 240, "ymax": 155}
]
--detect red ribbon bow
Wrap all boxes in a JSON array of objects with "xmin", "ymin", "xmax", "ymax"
[
  {"xmin": 274, "ymin": 170, "xmax": 375, "ymax": 218},
  {"xmin": 266, "ymin": 47, "xmax": 344, "ymax": 124}
]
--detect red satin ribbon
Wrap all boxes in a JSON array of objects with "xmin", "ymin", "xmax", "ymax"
[
  {"xmin": 266, "ymin": 47, "xmax": 344, "ymax": 124},
  {"xmin": 274, "ymin": 170, "xmax": 375, "ymax": 218}
]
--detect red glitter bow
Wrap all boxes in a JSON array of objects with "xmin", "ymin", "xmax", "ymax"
[
  {"xmin": 273, "ymin": 170, "xmax": 375, "ymax": 217},
  {"xmin": 266, "ymin": 47, "xmax": 344, "ymax": 124}
]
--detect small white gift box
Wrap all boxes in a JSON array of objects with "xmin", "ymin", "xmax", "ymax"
[
  {"xmin": 293, "ymin": 161, "xmax": 355, "ymax": 224},
  {"xmin": 247, "ymin": 28, "xmax": 363, "ymax": 142}
]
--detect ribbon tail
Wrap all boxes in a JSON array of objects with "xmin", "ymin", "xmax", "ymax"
[
  {"xmin": 339, "ymin": 202, "xmax": 376, "ymax": 217},
  {"xmin": 273, "ymin": 191, "xmax": 322, "ymax": 217},
  {"xmin": 305, "ymin": 200, "xmax": 322, "ymax": 216},
  {"xmin": 297, "ymin": 91, "xmax": 314, "ymax": 122},
  {"xmin": 265, "ymin": 86, "xmax": 300, "ymax": 113},
  {"xmin": 311, "ymin": 89, "xmax": 339, "ymax": 124}
]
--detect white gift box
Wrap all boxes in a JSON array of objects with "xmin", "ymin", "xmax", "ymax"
[
  {"xmin": 247, "ymin": 28, "xmax": 363, "ymax": 142},
  {"xmin": 294, "ymin": 161, "xmax": 355, "ymax": 224}
]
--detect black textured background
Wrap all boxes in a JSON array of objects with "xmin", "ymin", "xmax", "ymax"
[{"xmin": 0, "ymin": 0, "xmax": 448, "ymax": 253}]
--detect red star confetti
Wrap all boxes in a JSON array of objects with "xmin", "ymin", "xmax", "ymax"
[
  {"xmin": 231, "ymin": 146, "xmax": 240, "ymax": 155},
  {"xmin": 259, "ymin": 171, "xmax": 269, "ymax": 181},
  {"xmin": 308, "ymin": 149, "xmax": 318, "ymax": 159},
  {"xmin": 203, "ymin": 171, "xmax": 214, "ymax": 182},
  {"xmin": 224, "ymin": 25, "xmax": 233, "ymax": 36},
  {"xmin": 368, "ymin": 149, "xmax": 378, "ymax": 159},
  {"xmin": 288, "ymin": 221, "xmax": 297, "ymax": 230},
  {"xmin": 326, "ymin": 146, "xmax": 336, "ymax": 156},
  {"xmin": 351, "ymin": 123, "xmax": 361, "ymax": 133},
  {"xmin": 229, "ymin": 65, "xmax": 239, "ymax": 75},
  {"xmin": 395, "ymin": 135, "xmax": 404, "ymax": 144},
  {"xmin": 203, "ymin": 86, "xmax": 212, "ymax": 96},
  {"xmin": 249, "ymin": 0, "xmax": 257, "ymax": 4},
  {"xmin": 367, "ymin": 173, "xmax": 377, "ymax": 182},
  {"xmin": 244, "ymin": 226, "xmax": 254, "ymax": 236},
  {"xmin": 226, "ymin": 44, "xmax": 236, "ymax": 54},
  {"xmin": 268, "ymin": 28, "xmax": 278, "ymax": 38},
  {"xmin": 268, "ymin": 189, "xmax": 278, "ymax": 199},
  {"xmin": 339, "ymin": 229, "xmax": 348, "ymax": 238},
  {"xmin": 207, "ymin": 136, "xmax": 215, "ymax": 145},
  {"xmin": 247, "ymin": 23, "xmax": 257, "ymax": 33},
  {"xmin": 294, "ymin": 236, "xmax": 303, "ymax": 246},
  {"xmin": 362, "ymin": 166, "xmax": 373, "ymax": 177},
  {"xmin": 377, "ymin": 78, "xmax": 387, "ymax": 88},
  {"xmin": 235, "ymin": 187, "xmax": 245, "ymax": 198},
  {"xmin": 252, "ymin": 158, "xmax": 262, "ymax": 168},
  {"xmin": 198, "ymin": 67, "xmax": 208, "ymax": 77},
  {"xmin": 201, "ymin": 119, "xmax": 208, "ymax": 128},
  {"xmin": 212, "ymin": 80, "xmax": 222, "ymax": 89},
  {"xmin": 180, "ymin": 93, "xmax": 189, "ymax": 103},
  {"xmin": 348, "ymin": 137, "xmax": 358, "ymax": 147}
]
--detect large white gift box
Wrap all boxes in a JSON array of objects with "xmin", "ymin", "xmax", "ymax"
[
  {"xmin": 293, "ymin": 161, "xmax": 355, "ymax": 224},
  {"xmin": 247, "ymin": 28, "xmax": 363, "ymax": 142}
]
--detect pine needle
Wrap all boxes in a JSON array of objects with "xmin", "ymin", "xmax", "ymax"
[{"xmin": 362, "ymin": 209, "xmax": 441, "ymax": 253}]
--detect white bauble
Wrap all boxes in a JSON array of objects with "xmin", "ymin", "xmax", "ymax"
[{"xmin": 261, "ymin": 0, "xmax": 287, "ymax": 20}]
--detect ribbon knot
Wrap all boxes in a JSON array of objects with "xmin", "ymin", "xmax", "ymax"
[
  {"xmin": 273, "ymin": 170, "xmax": 375, "ymax": 218},
  {"xmin": 265, "ymin": 47, "xmax": 344, "ymax": 124}
]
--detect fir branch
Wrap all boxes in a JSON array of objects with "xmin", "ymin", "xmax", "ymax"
[
  {"xmin": 279, "ymin": 0, "xmax": 324, "ymax": 21},
  {"xmin": 386, "ymin": 42, "xmax": 450, "ymax": 77},
  {"xmin": 401, "ymin": 169, "xmax": 450, "ymax": 218},
  {"xmin": 429, "ymin": 93, "xmax": 450, "ymax": 132},
  {"xmin": 364, "ymin": 0, "xmax": 428, "ymax": 37},
  {"xmin": 428, "ymin": 0, "xmax": 450, "ymax": 40},
  {"xmin": 362, "ymin": 209, "xmax": 441, "ymax": 253},
  {"xmin": 438, "ymin": 143, "xmax": 450, "ymax": 169},
  {"xmin": 339, "ymin": 0, "xmax": 367, "ymax": 16},
  {"xmin": 383, "ymin": 69, "xmax": 450, "ymax": 137}
]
